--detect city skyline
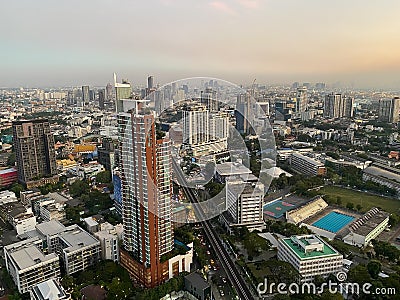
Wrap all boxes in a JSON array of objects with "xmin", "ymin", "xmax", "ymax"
[{"xmin": 1, "ymin": 0, "xmax": 400, "ymax": 89}]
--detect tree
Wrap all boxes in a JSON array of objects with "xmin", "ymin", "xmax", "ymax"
[
  {"xmin": 10, "ymin": 183, "xmax": 24, "ymax": 197},
  {"xmin": 367, "ymin": 261, "xmax": 381, "ymax": 279},
  {"xmin": 96, "ymin": 171, "xmax": 112, "ymax": 184},
  {"xmin": 356, "ymin": 204, "xmax": 363, "ymax": 211},
  {"xmin": 346, "ymin": 202, "xmax": 354, "ymax": 210},
  {"xmin": 336, "ymin": 196, "xmax": 343, "ymax": 206},
  {"xmin": 69, "ymin": 180, "xmax": 90, "ymax": 198}
]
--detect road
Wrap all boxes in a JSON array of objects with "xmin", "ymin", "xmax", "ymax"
[{"xmin": 172, "ymin": 159, "xmax": 255, "ymax": 300}]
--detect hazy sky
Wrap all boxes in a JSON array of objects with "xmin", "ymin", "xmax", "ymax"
[{"xmin": 1, "ymin": 0, "xmax": 400, "ymax": 88}]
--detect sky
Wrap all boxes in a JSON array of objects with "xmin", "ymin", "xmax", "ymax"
[{"xmin": 1, "ymin": 0, "xmax": 400, "ymax": 89}]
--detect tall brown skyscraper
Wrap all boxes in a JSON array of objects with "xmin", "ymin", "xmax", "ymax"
[
  {"xmin": 12, "ymin": 119, "xmax": 57, "ymax": 187},
  {"xmin": 118, "ymin": 108, "xmax": 175, "ymax": 287}
]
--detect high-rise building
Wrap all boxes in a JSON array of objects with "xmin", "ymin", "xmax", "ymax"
[
  {"xmin": 378, "ymin": 97, "xmax": 400, "ymax": 123},
  {"xmin": 82, "ymin": 85, "xmax": 90, "ymax": 107},
  {"xmin": 118, "ymin": 108, "xmax": 176, "ymax": 287},
  {"xmin": 147, "ymin": 75, "xmax": 154, "ymax": 89},
  {"xmin": 183, "ymin": 105, "xmax": 209, "ymax": 145},
  {"xmin": 296, "ymin": 87, "xmax": 308, "ymax": 113},
  {"xmin": 201, "ymin": 88, "xmax": 219, "ymax": 113},
  {"xmin": 12, "ymin": 119, "xmax": 57, "ymax": 187},
  {"xmin": 235, "ymin": 93, "xmax": 252, "ymax": 134},
  {"xmin": 323, "ymin": 93, "xmax": 353, "ymax": 119},
  {"xmin": 98, "ymin": 89, "xmax": 106, "ymax": 110},
  {"xmin": 114, "ymin": 73, "xmax": 133, "ymax": 113}
]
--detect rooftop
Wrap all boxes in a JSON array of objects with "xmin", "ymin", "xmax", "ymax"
[
  {"xmin": 364, "ymin": 166, "xmax": 400, "ymax": 183},
  {"xmin": 185, "ymin": 272, "xmax": 210, "ymax": 290},
  {"xmin": 281, "ymin": 235, "xmax": 340, "ymax": 260},
  {"xmin": 292, "ymin": 152, "xmax": 324, "ymax": 167},
  {"xmin": 59, "ymin": 225, "xmax": 99, "ymax": 252},
  {"xmin": 36, "ymin": 220, "xmax": 66, "ymax": 237},
  {"xmin": 350, "ymin": 208, "xmax": 390, "ymax": 236},
  {"xmin": 9, "ymin": 244, "xmax": 58, "ymax": 270},
  {"xmin": 31, "ymin": 279, "xmax": 68, "ymax": 300},
  {"xmin": 216, "ymin": 162, "xmax": 252, "ymax": 176}
]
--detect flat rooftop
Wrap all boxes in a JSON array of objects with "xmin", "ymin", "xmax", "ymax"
[
  {"xmin": 36, "ymin": 220, "xmax": 66, "ymax": 236},
  {"xmin": 281, "ymin": 235, "xmax": 339, "ymax": 260},
  {"xmin": 292, "ymin": 152, "xmax": 324, "ymax": 167},
  {"xmin": 9, "ymin": 245, "xmax": 58, "ymax": 270},
  {"xmin": 216, "ymin": 162, "xmax": 252, "ymax": 176},
  {"xmin": 59, "ymin": 225, "xmax": 99, "ymax": 253},
  {"xmin": 32, "ymin": 279, "xmax": 68, "ymax": 300}
]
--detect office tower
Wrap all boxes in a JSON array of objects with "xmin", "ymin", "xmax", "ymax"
[
  {"xmin": 275, "ymin": 100, "xmax": 292, "ymax": 122},
  {"xmin": 98, "ymin": 89, "xmax": 106, "ymax": 110},
  {"xmin": 292, "ymin": 82, "xmax": 299, "ymax": 89},
  {"xmin": 106, "ymin": 83, "xmax": 114, "ymax": 101},
  {"xmin": 201, "ymin": 88, "xmax": 219, "ymax": 113},
  {"xmin": 316, "ymin": 83, "xmax": 326, "ymax": 89},
  {"xmin": 182, "ymin": 105, "xmax": 209, "ymax": 145},
  {"xmin": 82, "ymin": 86, "xmax": 90, "ymax": 107},
  {"xmin": 296, "ymin": 87, "xmax": 308, "ymax": 113},
  {"xmin": 324, "ymin": 93, "xmax": 354, "ymax": 119},
  {"xmin": 378, "ymin": 97, "xmax": 400, "ymax": 123},
  {"xmin": 147, "ymin": 75, "xmax": 154, "ymax": 89},
  {"xmin": 12, "ymin": 120, "xmax": 57, "ymax": 187},
  {"xmin": 114, "ymin": 73, "xmax": 133, "ymax": 113},
  {"xmin": 235, "ymin": 93, "xmax": 252, "ymax": 134},
  {"xmin": 119, "ymin": 108, "xmax": 175, "ymax": 287}
]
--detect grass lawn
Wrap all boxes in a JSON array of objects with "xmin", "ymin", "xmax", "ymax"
[{"xmin": 320, "ymin": 186, "xmax": 400, "ymax": 214}]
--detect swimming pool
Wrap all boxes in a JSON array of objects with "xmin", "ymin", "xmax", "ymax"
[{"xmin": 312, "ymin": 211, "xmax": 355, "ymax": 233}]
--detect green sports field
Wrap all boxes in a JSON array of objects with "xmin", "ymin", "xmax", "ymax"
[{"xmin": 319, "ymin": 186, "xmax": 400, "ymax": 214}]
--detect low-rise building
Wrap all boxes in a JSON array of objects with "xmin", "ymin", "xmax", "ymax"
[
  {"xmin": 0, "ymin": 190, "xmax": 18, "ymax": 205},
  {"xmin": 4, "ymin": 238, "xmax": 61, "ymax": 294},
  {"xmin": 278, "ymin": 234, "xmax": 343, "ymax": 282},
  {"xmin": 58, "ymin": 225, "xmax": 101, "ymax": 275},
  {"xmin": 0, "ymin": 167, "xmax": 17, "ymax": 188},
  {"xmin": 290, "ymin": 152, "xmax": 326, "ymax": 176},
  {"xmin": 94, "ymin": 224, "xmax": 121, "ymax": 262},
  {"xmin": 0, "ymin": 202, "xmax": 37, "ymax": 235},
  {"xmin": 30, "ymin": 279, "xmax": 71, "ymax": 300},
  {"xmin": 184, "ymin": 272, "xmax": 211, "ymax": 300},
  {"xmin": 343, "ymin": 208, "xmax": 390, "ymax": 247},
  {"xmin": 286, "ymin": 196, "xmax": 328, "ymax": 225}
]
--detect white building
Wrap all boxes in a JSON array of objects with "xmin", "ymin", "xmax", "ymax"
[
  {"xmin": 57, "ymin": 225, "xmax": 101, "ymax": 275},
  {"xmin": 278, "ymin": 235, "xmax": 343, "ymax": 282},
  {"xmin": 343, "ymin": 208, "xmax": 390, "ymax": 247},
  {"xmin": 223, "ymin": 178, "xmax": 264, "ymax": 230},
  {"xmin": 0, "ymin": 190, "xmax": 18, "ymax": 205},
  {"xmin": 30, "ymin": 279, "xmax": 71, "ymax": 300},
  {"xmin": 290, "ymin": 152, "xmax": 327, "ymax": 176},
  {"xmin": 4, "ymin": 238, "xmax": 61, "ymax": 294},
  {"xmin": 94, "ymin": 224, "xmax": 121, "ymax": 262}
]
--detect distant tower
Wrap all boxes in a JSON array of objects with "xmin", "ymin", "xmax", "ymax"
[
  {"xmin": 98, "ymin": 89, "xmax": 106, "ymax": 110},
  {"xmin": 296, "ymin": 87, "xmax": 308, "ymax": 113},
  {"xmin": 147, "ymin": 75, "xmax": 154, "ymax": 89},
  {"xmin": 378, "ymin": 97, "xmax": 400, "ymax": 123},
  {"xmin": 324, "ymin": 93, "xmax": 354, "ymax": 119},
  {"xmin": 82, "ymin": 86, "xmax": 90, "ymax": 107}
]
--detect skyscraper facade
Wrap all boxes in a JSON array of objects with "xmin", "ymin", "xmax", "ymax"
[
  {"xmin": 98, "ymin": 89, "xmax": 106, "ymax": 110},
  {"xmin": 114, "ymin": 73, "xmax": 132, "ymax": 113},
  {"xmin": 323, "ymin": 93, "xmax": 354, "ymax": 119},
  {"xmin": 296, "ymin": 87, "xmax": 308, "ymax": 113},
  {"xmin": 12, "ymin": 119, "xmax": 57, "ymax": 187},
  {"xmin": 118, "ymin": 108, "xmax": 175, "ymax": 287},
  {"xmin": 82, "ymin": 86, "xmax": 90, "ymax": 107},
  {"xmin": 378, "ymin": 97, "xmax": 400, "ymax": 123}
]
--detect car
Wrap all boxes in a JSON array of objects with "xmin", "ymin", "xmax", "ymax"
[
  {"xmin": 222, "ymin": 277, "xmax": 227, "ymax": 284},
  {"xmin": 219, "ymin": 290, "xmax": 224, "ymax": 297}
]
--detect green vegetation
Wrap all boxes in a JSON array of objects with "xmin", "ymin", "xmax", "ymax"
[
  {"xmin": 61, "ymin": 260, "xmax": 134, "ymax": 300},
  {"xmin": 174, "ymin": 225, "xmax": 195, "ymax": 244},
  {"xmin": 247, "ymin": 260, "xmax": 298, "ymax": 285},
  {"xmin": 372, "ymin": 240, "xmax": 400, "ymax": 262},
  {"xmin": 95, "ymin": 171, "xmax": 112, "ymax": 184},
  {"xmin": 320, "ymin": 186, "xmax": 400, "ymax": 214},
  {"xmin": 204, "ymin": 181, "xmax": 224, "ymax": 197},
  {"xmin": 135, "ymin": 273, "xmax": 187, "ymax": 300},
  {"xmin": 265, "ymin": 220, "xmax": 312, "ymax": 237}
]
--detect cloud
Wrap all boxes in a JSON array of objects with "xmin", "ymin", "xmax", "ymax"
[{"xmin": 209, "ymin": 1, "xmax": 237, "ymax": 15}]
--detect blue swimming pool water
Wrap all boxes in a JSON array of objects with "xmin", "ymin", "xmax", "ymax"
[{"xmin": 312, "ymin": 212, "xmax": 355, "ymax": 233}]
